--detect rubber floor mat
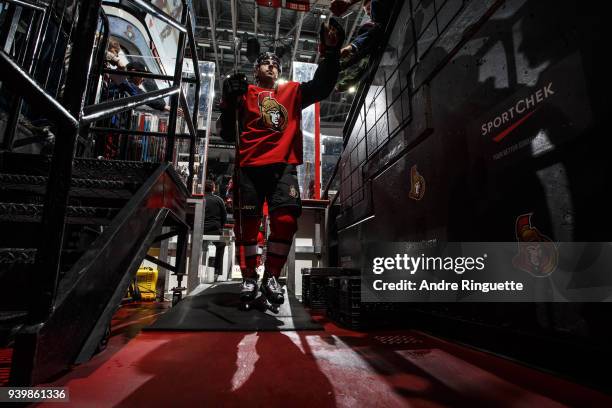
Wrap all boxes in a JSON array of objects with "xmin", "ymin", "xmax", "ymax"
[{"xmin": 145, "ymin": 282, "xmax": 322, "ymax": 331}]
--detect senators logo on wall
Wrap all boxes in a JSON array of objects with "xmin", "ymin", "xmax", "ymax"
[
  {"xmin": 258, "ymin": 92, "xmax": 288, "ymax": 132},
  {"xmin": 512, "ymin": 213, "xmax": 558, "ymax": 277},
  {"xmin": 409, "ymin": 165, "xmax": 426, "ymax": 200}
]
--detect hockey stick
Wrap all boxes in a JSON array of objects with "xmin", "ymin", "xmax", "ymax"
[{"xmin": 233, "ymin": 36, "xmax": 243, "ymax": 239}]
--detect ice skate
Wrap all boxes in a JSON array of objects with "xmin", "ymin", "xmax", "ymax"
[
  {"xmin": 260, "ymin": 275, "xmax": 285, "ymax": 306},
  {"xmin": 239, "ymin": 278, "xmax": 258, "ymax": 310}
]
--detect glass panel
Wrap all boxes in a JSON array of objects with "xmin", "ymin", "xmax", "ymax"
[
  {"xmin": 321, "ymin": 135, "xmax": 343, "ymax": 195},
  {"xmin": 292, "ymin": 61, "xmax": 318, "ymax": 198},
  {"xmin": 174, "ymin": 61, "xmax": 216, "ymax": 195},
  {"xmin": 144, "ymin": 0, "xmax": 184, "ymax": 76}
]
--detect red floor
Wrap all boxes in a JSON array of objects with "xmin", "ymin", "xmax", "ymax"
[{"xmin": 2, "ymin": 302, "xmax": 610, "ymax": 407}]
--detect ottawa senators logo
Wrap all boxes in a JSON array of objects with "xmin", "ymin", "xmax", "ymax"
[
  {"xmin": 258, "ymin": 92, "xmax": 288, "ymax": 132},
  {"xmin": 409, "ymin": 165, "xmax": 426, "ymax": 200},
  {"xmin": 512, "ymin": 213, "xmax": 558, "ymax": 277}
]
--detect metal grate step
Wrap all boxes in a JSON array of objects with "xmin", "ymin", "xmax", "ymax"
[{"xmin": 0, "ymin": 203, "xmax": 119, "ymax": 224}]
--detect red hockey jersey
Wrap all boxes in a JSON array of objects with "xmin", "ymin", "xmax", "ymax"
[{"xmin": 237, "ymin": 82, "xmax": 303, "ymax": 167}]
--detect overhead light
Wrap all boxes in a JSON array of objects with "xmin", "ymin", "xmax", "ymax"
[
  {"xmin": 299, "ymin": 54, "xmax": 311, "ymax": 59},
  {"xmin": 320, "ymin": 14, "xmax": 327, "ymax": 19},
  {"xmin": 348, "ymin": 86, "xmax": 356, "ymax": 93},
  {"xmin": 218, "ymin": 45, "xmax": 231, "ymax": 50}
]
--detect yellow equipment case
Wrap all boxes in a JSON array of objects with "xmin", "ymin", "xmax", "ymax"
[{"xmin": 132, "ymin": 266, "xmax": 159, "ymax": 301}]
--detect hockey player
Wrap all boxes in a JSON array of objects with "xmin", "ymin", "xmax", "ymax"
[{"xmin": 217, "ymin": 19, "xmax": 345, "ymax": 309}]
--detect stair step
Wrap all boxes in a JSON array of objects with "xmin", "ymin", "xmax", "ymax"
[
  {"xmin": 0, "ymin": 173, "xmax": 136, "ymax": 200},
  {"xmin": 0, "ymin": 248, "xmax": 87, "ymax": 267},
  {"xmin": 0, "ymin": 152, "xmax": 158, "ymax": 183},
  {"xmin": 0, "ymin": 248, "xmax": 36, "ymax": 265},
  {"xmin": 0, "ymin": 203, "xmax": 119, "ymax": 224},
  {"xmin": 0, "ymin": 173, "xmax": 133, "ymax": 190}
]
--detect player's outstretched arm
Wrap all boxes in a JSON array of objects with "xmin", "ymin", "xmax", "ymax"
[{"xmin": 300, "ymin": 17, "xmax": 346, "ymax": 109}]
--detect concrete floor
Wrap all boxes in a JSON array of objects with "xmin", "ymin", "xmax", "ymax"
[{"xmin": 7, "ymin": 302, "xmax": 605, "ymax": 407}]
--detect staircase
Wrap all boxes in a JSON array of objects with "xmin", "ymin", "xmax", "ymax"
[
  {"xmin": 0, "ymin": 0, "xmax": 203, "ymax": 386},
  {"xmin": 0, "ymin": 152, "xmax": 189, "ymax": 385}
]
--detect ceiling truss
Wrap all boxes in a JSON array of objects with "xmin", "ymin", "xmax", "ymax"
[{"xmin": 192, "ymin": 0, "xmax": 365, "ymax": 124}]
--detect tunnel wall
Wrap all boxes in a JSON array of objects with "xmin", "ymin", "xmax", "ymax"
[{"xmin": 333, "ymin": 0, "xmax": 611, "ymax": 381}]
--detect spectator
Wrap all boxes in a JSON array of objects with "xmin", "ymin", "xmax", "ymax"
[
  {"xmin": 204, "ymin": 180, "xmax": 228, "ymax": 278},
  {"xmin": 331, "ymin": 0, "xmax": 391, "ymax": 66},
  {"xmin": 105, "ymin": 37, "xmax": 126, "ymax": 70},
  {"xmin": 330, "ymin": 0, "xmax": 393, "ymax": 91}
]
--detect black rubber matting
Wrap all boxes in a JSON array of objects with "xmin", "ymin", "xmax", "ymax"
[{"xmin": 145, "ymin": 281, "xmax": 322, "ymax": 331}]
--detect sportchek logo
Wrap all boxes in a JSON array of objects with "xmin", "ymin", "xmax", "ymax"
[{"xmin": 481, "ymin": 82, "xmax": 554, "ymax": 142}]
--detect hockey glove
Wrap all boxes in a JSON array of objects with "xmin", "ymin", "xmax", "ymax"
[
  {"xmin": 318, "ymin": 17, "xmax": 346, "ymax": 60},
  {"xmin": 221, "ymin": 73, "xmax": 248, "ymax": 108},
  {"xmin": 330, "ymin": 0, "xmax": 353, "ymax": 17}
]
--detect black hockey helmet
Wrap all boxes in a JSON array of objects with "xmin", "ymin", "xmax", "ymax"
[{"xmin": 254, "ymin": 52, "xmax": 282, "ymax": 74}]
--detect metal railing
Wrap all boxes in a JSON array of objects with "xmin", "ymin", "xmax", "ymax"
[
  {"xmin": 322, "ymin": 0, "xmax": 403, "ymax": 201},
  {"xmin": 0, "ymin": 0, "xmax": 202, "ymax": 325},
  {"xmin": 1, "ymin": 0, "xmax": 50, "ymax": 150}
]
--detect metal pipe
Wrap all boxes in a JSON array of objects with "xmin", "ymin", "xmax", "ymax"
[
  {"xmin": 81, "ymin": 86, "xmax": 180, "ymax": 124},
  {"xmin": 54, "ymin": 4, "xmax": 80, "ymax": 98},
  {"xmin": 179, "ymin": 91, "xmax": 196, "ymax": 141},
  {"xmin": 164, "ymin": 5, "xmax": 188, "ymax": 162},
  {"xmin": 86, "ymin": 12, "xmax": 110, "ymax": 106},
  {"xmin": 196, "ymin": 25, "xmax": 319, "ymax": 44},
  {"xmin": 43, "ymin": 0, "xmax": 66, "ymax": 89},
  {"xmin": 128, "ymin": 0, "xmax": 187, "ymax": 33},
  {"xmin": 16, "ymin": 6, "xmax": 35, "ymax": 65},
  {"xmin": 254, "ymin": 3, "xmax": 258, "ymax": 37},
  {"xmin": 100, "ymin": 68, "xmax": 199, "ymax": 83},
  {"xmin": 26, "ymin": 6, "xmax": 46, "ymax": 73},
  {"xmin": 178, "ymin": 86, "xmax": 197, "ymax": 191},
  {"xmin": 101, "ymin": 68, "xmax": 174, "ymax": 82},
  {"xmin": 187, "ymin": 72, "xmax": 201, "ymax": 192},
  {"xmin": 89, "ymin": 127, "xmax": 193, "ymax": 139},
  {"xmin": 0, "ymin": 5, "xmax": 17, "ymax": 51},
  {"xmin": 274, "ymin": 7, "xmax": 281, "ymax": 48},
  {"xmin": 30, "ymin": 0, "xmax": 55, "ymax": 76},
  {"xmin": 3, "ymin": 0, "xmax": 45, "ymax": 12},
  {"xmin": 187, "ymin": 95, "xmax": 199, "ymax": 191},
  {"xmin": 3, "ymin": 6, "xmax": 22, "ymax": 54},
  {"xmin": 205, "ymin": 0, "xmax": 222, "ymax": 91},
  {"xmin": 230, "ymin": 0, "xmax": 237, "ymax": 42},
  {"xmin": 0, "ymin": 50, "xmax": 78, "ymax": 128},
  {"xmin": 290, "ymin": 11, "xmax": 305, "ymax": 78},
  {"xmin": 186, "ymin": 14, "xmax": 201, "ymax": 85}
]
